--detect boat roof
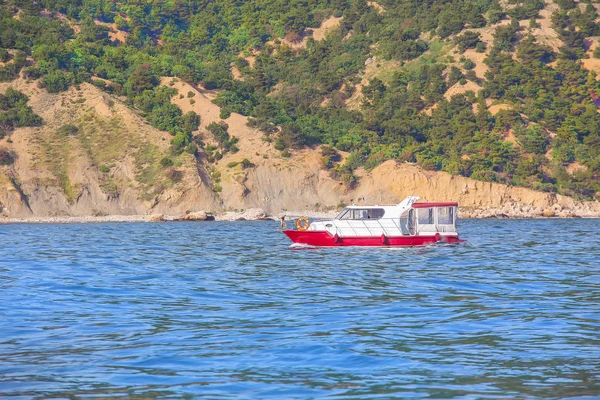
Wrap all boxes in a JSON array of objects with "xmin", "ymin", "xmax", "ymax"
[
  {"xmin": 412, "ymin": 202, "xmax": 458, "ymax": 208},
  {"xmin": 343, "ymin": 201, "xmax": 458, "ymax": 209},
  {"xmin": 332, "ymin": 197, "xmax": 458, "ymax": 220},
  {"xmin": 344, "ymin": 204, "xmax": 397, "ymax": 208}
]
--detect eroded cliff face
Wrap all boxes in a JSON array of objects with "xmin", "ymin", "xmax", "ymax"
[{"xmin": 1, "ymin": 79, "xmax": 599, "ymax": 219}]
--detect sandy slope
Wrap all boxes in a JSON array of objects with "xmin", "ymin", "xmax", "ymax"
[{"xmin": 1, "ymin": 63, "xmax": 599, "ymax": 218}]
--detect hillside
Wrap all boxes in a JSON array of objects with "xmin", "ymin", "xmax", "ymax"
[
  {"xmin": 1, "ymin": 0, "xmax": 600, "ymax": 218},
  {"xmin": 1, "ymin": 78, "xmax": 599, "ymax": 218}
]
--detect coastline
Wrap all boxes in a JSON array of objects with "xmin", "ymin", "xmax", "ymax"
[
  {"xmin": 0, "ymin": 209, "xmax": 337, "ymax": 224},
  {"xmin": 0, "ymin": 207, "xmax": 598, "ymax": 224}
]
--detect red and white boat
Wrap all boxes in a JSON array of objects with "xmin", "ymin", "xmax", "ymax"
[{"xmin": 283, "ymin": 196, "xmax": 463, "ymax": 247}]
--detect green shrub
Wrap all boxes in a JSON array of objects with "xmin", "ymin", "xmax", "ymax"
[
  {"xmin": 320, "ymin": 145, "xmax": 341, "ymax": 160},
  {"xmin": 344, "ymin": 151, "xmax": 364, "ymax": 170},
  {"xmin": 462, "ymin": 58, "xmax": 476, "ymax": 70},
  {"xmin": 0, "ymin": 88, "xmax": 43, "ymax": 132},
  {"xmin": 220, "ymin": 108, "xmax": 231, "ymax": 119},
  {"xmin": 185, "ymin": 143, "xmax": 198, "ymax": 155},
  {"xmin": 0, "ymin": 51, "xmax": 26, "ymax": 82},
  {"xmin": 0, "ymin": 49, "xmax": 8, "ymax": 63},
  {"xmin": 448, "ymin": 66, "xmax": 464, "ymax": 87},
  {"xmin": 0, "ymin": 148, "xmax": 16, "ymax": 165},
  {"xmin": 171, "ymin": 131, "xmax": 191, "ymax": 150},
  {"xmin": 421, "ymin": 159, "xmax": 440, "ymax": 171},
  {"xmin": 40, "ymin": 70, "xmax": 71, "ymax": 93},
  {"xmin": 529, "ymin": 18, "xmax": 540, "ymax": 29},
  {"xmin": 241, "ymin": 158, "xmax": 255, "ymax": 169},
  {"xmin": 207, "ymin": 122, "xmax": 230, "ymax": 145},
  {"xmin": 455, "ymin": 31, "xmax": 481, "ymax": 52},
  {"xmin": 23, "ymin": 67, "xmax": 44, "ymax": 80},
  {"xmin": 274, "ymin": 139, "xmax": 286, "ymax": 151},
  {"xmin": 555, "ymin": 0, "xmax": 576, "ymax": 10},
  {"xmin": 149, "ymin": 103, "xmax": 183, "ymax": 134},
  {"xmin": 364, "ymin": 151, "xmax": 386, "ymax": 171},
  {"xmin": 57, "ymin": 124, "xmax": 79, "ymax": 136},
  {"xmin": 160, "ymin": 157, "xmax": 174, "ymax": 167},
  {"xmin": 182, "ymin": 111, "xmax": 200, "ymax": 133},
  {"xmin": 465, "ymin": 70, "xmax": 478, "ymax": 82}
]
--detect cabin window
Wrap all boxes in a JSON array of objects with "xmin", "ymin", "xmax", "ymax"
[
  {"xmin": 337, "ymin": 209, "xmax": 350, "ymax": 220},
  {"xmin": 338, "ymin": 208, "xmax": 385, "ymax": 220},
  {"xmin": 355, "ymin": 209, "xmax": 369, "ymax": 219},
  {"xmin": 367, "ymin": 209, "xmax": 385, "ymax": 219},
  {"xmin": 400, "ymin": 210, "xmax": 410, "ymax": 235},
  {"xmin": 417, "ymin": 208, "xmax": 433, "ymax": 225},
  {"xmin": 438, "ymin": 207, "xmax": 454, "ymax": 225}
]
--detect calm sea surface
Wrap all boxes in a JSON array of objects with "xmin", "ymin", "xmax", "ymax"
[{"xmin": 0, "ymin": 219, "xmax": 599, "ymax": 399}]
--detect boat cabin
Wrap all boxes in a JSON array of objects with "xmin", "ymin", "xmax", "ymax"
[
  {"xmin": 309, "ymin": 197, "xmax": 459, "ymax": 238},
  {"xmin": 407, "ymin": 202, "xmax": 458, "ymax": 235}
]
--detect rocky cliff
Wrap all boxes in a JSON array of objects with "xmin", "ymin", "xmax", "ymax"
[{"xmin": 1, "ymin": 78, "xmax": 599, "ymax": 219}]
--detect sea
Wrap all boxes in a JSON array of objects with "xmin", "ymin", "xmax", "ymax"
[{"xmin": 0, "ymin": 219, "xmax": 599, "ymax": 399}]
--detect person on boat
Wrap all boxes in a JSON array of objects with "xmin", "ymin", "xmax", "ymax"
[{"xmin": 280, "ymin": 215, "xmax": 287, "ymax": 229}]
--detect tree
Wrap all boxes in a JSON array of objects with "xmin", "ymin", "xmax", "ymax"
[
  {"xmin": 362, "ymin": 78, "xmax": 386, "ymax": 106},
  {"xmin": 0, "ymin": 49, "xmax": 8, "ymax": 63},
  {"xmin": 40, "ymin": 70, "xmax": 71, "ymax": 93},
  {"xmin": 517, "ymin": 34, "xmax": 554, "ymax": 64},
  {"xmin": 516, "ymin": 125, "xmax": 549, "ymax": 155},
  {"xmin": 149, "ymin": 103, "xmax": 182, "ymax": 134},
  {"xmin": 438, "ymin": 8, "xmax": 464, "ymax": 38},
  {"xmin": 182, "ymin": 111, "xmax": 200, "ymax": 133},
  {"xmin": 126, "ymin": 64, "xmax": 157, "ymax": 96},
  {"xmin": 207, "ymin": 121, "xmax": 230, "ymax": 146},
  {"xmin": 455, "ymin": 31, "xmax": 481, "ymax": 52},
  {"xmin": 493, "ymin": 23, "xmax": 518, "ymax": 51}
]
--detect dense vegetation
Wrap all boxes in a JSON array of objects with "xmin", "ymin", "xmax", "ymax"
[
  {"xmin": 0, "ymin": 87, "xmax": 43, "ymax": 139},
  {"xmin": 1, "ymin": 0, "xmax": 599, "ymax": 198}
]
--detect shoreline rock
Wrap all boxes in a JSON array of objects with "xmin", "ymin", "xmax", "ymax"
[
  {"xmin": 458, "ymin": 204, "xmax": 600, "ymax": 219},
  {"xmin": 216, "ymin": 208, "xmax": 269, "ymax": 221},
  {"xmin": 184, "ymin": 211, "xmax": 209, "ymax": 221}
]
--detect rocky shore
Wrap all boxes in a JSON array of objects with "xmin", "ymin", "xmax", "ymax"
[
  {"xmin": 0, "ymin": 204, "xmax": 599, "ymax": 224},
  {"xmin": 459, "ymin": 203, "xmax": 600, "ymax": 219}
]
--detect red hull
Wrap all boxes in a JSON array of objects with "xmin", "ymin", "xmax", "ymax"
[{"xmin": 283, "ymin": 230, "xmax": 462, "ymax": 247}]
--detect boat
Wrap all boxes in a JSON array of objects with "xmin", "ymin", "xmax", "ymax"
[{"xmin": 282, "ymin": 196, "xmax": 463, "ymax": 247}]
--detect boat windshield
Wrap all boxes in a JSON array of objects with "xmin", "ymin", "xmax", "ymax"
[{"xmin": 336, "ymin": 208, "xmax": 385, "ymax": 220}]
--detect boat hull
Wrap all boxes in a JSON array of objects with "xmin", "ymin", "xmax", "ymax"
[{"xmin": 283, "ymin": 230, "xmax": 462, "ymax": 247}]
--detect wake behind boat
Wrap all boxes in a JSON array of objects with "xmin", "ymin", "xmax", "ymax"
[{"xmin": 283, "ymin": 196, "xmax": 463, "ymax": 247}]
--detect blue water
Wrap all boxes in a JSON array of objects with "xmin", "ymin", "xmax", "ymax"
[{"xmin": 0, "ymin": 219, "xmax": 599, "ymax": 398}]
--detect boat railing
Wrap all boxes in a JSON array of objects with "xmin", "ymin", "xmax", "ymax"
[{"xmin": 329, "ymin": 219, "xmax": 397, "ymax": 237}]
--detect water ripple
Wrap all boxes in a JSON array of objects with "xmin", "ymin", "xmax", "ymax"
[{"xmin": 0, "ymin": 219, "xmax": 599, "ymax": 398}]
